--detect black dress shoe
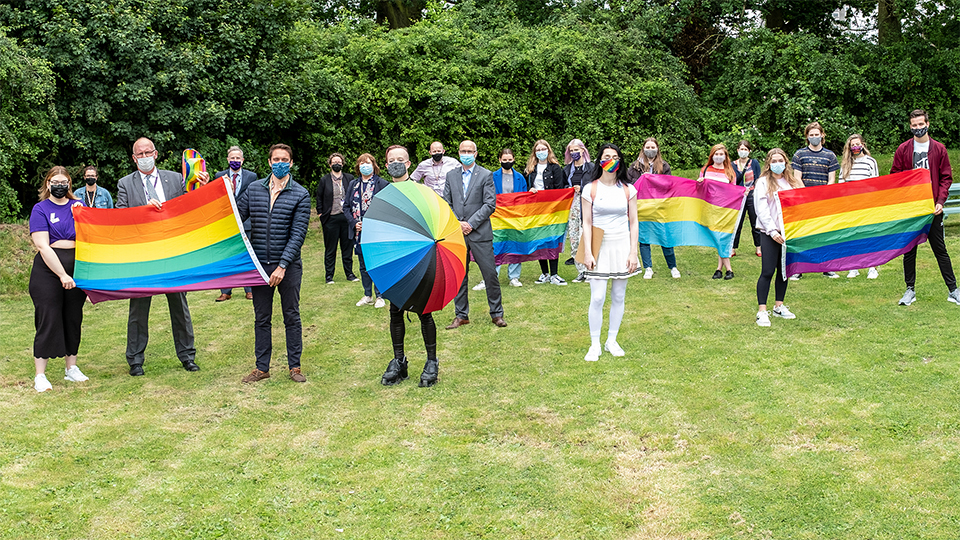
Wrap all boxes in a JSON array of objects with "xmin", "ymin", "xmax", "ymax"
[
  {"xmin": 182, "ymin": 360, "xmax": 200, "ymax": 372},
  {"xmin": 419, "ymin": 358, "xmax": 438, "ymax": 387},
  {"xmin": 712, "ymin": 270, "xmax": 723, "ymax": 279},
  {"xmin": 381, "ymin": 356, "xmax": 408, "ymax": 386},
  {"xmin": 130, "ymin": 365, "xmax": 144, "ymax": 376},
  {"xmin": 724, "ymin": 270, "xmax": 734, "ymax": 280}
]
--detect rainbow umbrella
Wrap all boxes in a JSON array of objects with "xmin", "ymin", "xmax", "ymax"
[
  {"xmin": 360, "ymin": 181, "xmax": 467, "ymax": 314},
  {"xmin": 182, "ymin": 149, "xmax": 207, "ymax": 191}
]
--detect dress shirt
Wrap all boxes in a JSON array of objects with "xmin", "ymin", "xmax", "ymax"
[{"xmin": 411, "ymin": 156, "xmax": 459, "ymax": 195}]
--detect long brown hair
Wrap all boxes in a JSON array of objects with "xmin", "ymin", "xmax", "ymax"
[
  {"xmin": 840, "ymin": 134, "xmax": 871, "ymax": 180},
  {"xmin": 38, "ymin": 166, "xmax": 79, "ymax": 201},
  {"xmin": 700, "ymin": 144, "xmax": 735, "ymax": 183},
  {"xmin": 525, "ymin": 139, "xmax": 560, "ymax": 175},
  {"xmin": 759, "ymin": 148, "xmax": 803, "ymax": 194},
  {"xmin": 632, "ymin": 137, "xmax": 667, "ymax": 175}
]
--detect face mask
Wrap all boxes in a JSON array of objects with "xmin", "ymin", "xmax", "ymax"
[
  {"xmin": 713, "ymin": 154, "xmax": 725, "ymax": 165},
  {"xmin": 84, "ymin": 177, "xmax": 97, "ymax": 186},
  {"xmin": 331, "ymin": 163, "xmax": 343, "ymax": 173},
  {"xmin": 359, "ymin": 163, "xmax": 374, "ymax": 176},
  {"xmin": 850, "ymin": 145, "xmax": 863, "ymax": 154},
  {"xmin": 459, "ymin": 154, "xmax": 475, "ymax": 167},
  {"xmin": 229, "ymin": 160, "xmax": 242, "ymax": 171},
  {"xmin": 644, "ymin": 149, "xmax": 657, "ymax": 160},
  {"xmin": 600, "ymin": 158, "xmax": 620, "ymax": 173},
  {"xmin": 501, "ymin": 161, "xmax": 514, "ymax": 170},
  {"xmin": 535, "ymin": 150, "xmax": 548, "ymax": 161},
  {"xmin": 271, "ymin": 161, "xmax": 291, "ymax": 179},
  {"xmin": 431, "ymin": 153, "xmax": 444, "ymax": 163},
  {"xmin": 738, "ymin": 150, "xmax": 749, "ymax": 159},
  {"xmin": 770, "ymin": 162, "xmax": 786, "ymax": 174},
  {"xmin": 808, "ymin": 136, "xmax": 822, "ymax": 147},
  {"xmin": 387, "ymin": 161, "xmax": 408, "ymax": 178},
  {"xmin": 911, "ymin": 126, "xmax": 928, "ymax": 138},
  {"xmin": 50, "ymin": 185, "xmax": 69, "ymax": 199},
  {"xmin": 570, "ymin": 151, "xmax": 581, "ymax": 162},
  {"xmin": 137, "ymin": 156, "xmax": 155, "ymax": 173}
]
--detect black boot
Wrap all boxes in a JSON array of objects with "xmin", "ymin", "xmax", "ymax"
[
  {"xmin": 419, "ymin": 358, "xmax": 438, "ymax": 387},
  {"xmin": 381, "ymin": 356, "xmax": 408, "ymax": 386}
]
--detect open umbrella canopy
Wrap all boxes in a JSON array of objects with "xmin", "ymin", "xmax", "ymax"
[{"xmin": 360, "ymin": 181, "xmax": 466, "ymax": 314}]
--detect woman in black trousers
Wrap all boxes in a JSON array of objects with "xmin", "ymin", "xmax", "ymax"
[{"xmin": 316, "ymin": 153, "xmax": 357, "ymax": 284}]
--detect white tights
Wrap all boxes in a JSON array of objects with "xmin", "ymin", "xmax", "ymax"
[{"xmin": 589, "ymin": 278, "xmax": 627, "ymax": 346}]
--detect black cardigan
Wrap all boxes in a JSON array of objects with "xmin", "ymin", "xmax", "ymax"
[
  {"xmin": 316, "ymin": 171, "xmax": 355, "ymax": 225},
  {"xmin": 525, "ymin": 162, "xmax": 566, "ymax": 190}
]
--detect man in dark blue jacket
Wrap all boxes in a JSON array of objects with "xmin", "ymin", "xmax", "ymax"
[
  {"xmin": 236, "ymin": 143, "xmax": 312, "ymax": 383},
  {"xmin": 213, "ymin": 145, "xmax": 258, "ymax": 301}
]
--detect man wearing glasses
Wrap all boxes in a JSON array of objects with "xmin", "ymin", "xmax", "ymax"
[{"xmin": 116, "ymin": 137, "xmax": 208, "ymax": 376}]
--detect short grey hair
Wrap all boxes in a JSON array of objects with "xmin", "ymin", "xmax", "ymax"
[{"xmin": 227, "ymin": 146, "xmax": 244, "ymax": 157}]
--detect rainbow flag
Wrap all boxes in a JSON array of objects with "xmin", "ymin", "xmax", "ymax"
[
  {"xmin": 491, "ymin": 188, "xmax": 575, "ymax": 265},
  {"xmin": 634, "ymin": 174, "xmax": 747, "ymax": 257},
  {"xmin": 779, "ymin": 169, "xmax": 934, "ymax": 276},
  {"xmin": 74, "ymin": 177, "xmax": 269, "ymax": 303}
]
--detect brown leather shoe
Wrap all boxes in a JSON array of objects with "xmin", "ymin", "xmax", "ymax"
[
  {"xmin": 289, "ymin": 367, "xmax": 306, "ymax": 382},
  {"xmin": 446, "ymin": 317, "xmax": 469, "ymax": 330},
  {"xmin": 215, "ymin": 293, "xmax": 232, "ymax": 302},
  {"xmin": 242, "ymin": 369, "xmax": 270, "ymax": 383},
  {"xmin": 245, "ymin": 292, "xmax": 253, "ymax": 300},
  {"xmin": 492, "ymin": 316, "xmax": 507, "ymax": 327}
]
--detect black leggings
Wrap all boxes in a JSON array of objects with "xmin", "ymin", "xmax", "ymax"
[
  {"xmin": 29, "ymin": 248, "xmax": 86, "ymax": 358},
  {"xmin": 389, "ymin": 303, "xmax": 436, "ymax": 360},
  {"xmin": 539, "ymin": 258, "xmax": 559, "ymax": 275},
  {"xmin": 756, "ymin": 234, "xmax": 788, "ymax": 305}
]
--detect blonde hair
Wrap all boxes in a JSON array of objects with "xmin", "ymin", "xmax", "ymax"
[
  {"xmin": 760, "ymin": 148, "xmax": 803, "ymax": 194},
  {"xmin": 525, "ymin": 139, "xmax": 560, "ymax": 174},
  {"xmin": 38, "ymin": 166, "xmax": 79, "ymax": 201},
  {"xmin": 700, "ymin": 144, "xmax": 735, "ymax": 183},
  {"xmin": 840, "ymin": 134, "xmax": 871, "ymax": 180}
]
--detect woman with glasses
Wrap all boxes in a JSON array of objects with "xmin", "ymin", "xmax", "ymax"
[{"xmin": 29, "ymin": 166, "xmax": 89, "ymax": 392}]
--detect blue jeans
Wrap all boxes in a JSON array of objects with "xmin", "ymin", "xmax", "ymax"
[
  {"xmin": 496, "ymin": 263, "xmax": 522, "ymax": 280},
  {"xmin": 357, "ymin": 251, "xmax": 380, "ymax": 298},
  {"xmin": 639, "ymin": 244, "xmax": 677, "ymax": 269}
]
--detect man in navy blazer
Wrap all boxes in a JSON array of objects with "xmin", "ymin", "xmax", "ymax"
[
  {"xmin": 116, "ymin": 137, "xmax": 207, "ymax": 376},
  {"xmin": 442, "ymin": 140, "xmax": 506, "ymax": 329},
  {"xmin": 213, "ymin": 145, "xmax": 258, "ymax": 301}
]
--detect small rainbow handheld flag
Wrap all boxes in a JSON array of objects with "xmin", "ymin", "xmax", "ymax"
[
  {"xmin": 183, "ymin": 149, "xmax": 206, "ymax": 191},
  {"xmin": 634, "ymin": 174, "xmax": 747, "ymax": 257},
  {"xmin": 73, "ymin": 177, "xmax": 269, "ymax": 303},
  {"xmin": 779, "ymin": 169, "xmax": 934, "ymax": 276},
  {"xmin": 491, "ymin": 188, "xmax": 575, "ymax": 265}
]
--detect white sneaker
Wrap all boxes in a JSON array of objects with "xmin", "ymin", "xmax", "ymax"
[
  {"xmin": 550, "ymin": 274, "xmax": 567, "ymax": 286},
  {"xmin": 64, "ymin": 365, "xmax": 88, "ymax": 382},
  {"xmin": 472, "ymin": 280, "xmax": 486, "ymax": 291},
  {"xmin": 643, "ymin": 267, "xmax": 654, "ymax": 279},
  {"xmin": 789, "ymin": 274, "xmax": 802, "ymax": 281},
  {"xmin": 847, "ymin": 270, "xmax": 860, "ymax": 278},
  {"xmin": 670, "ymin": 267, "xmax": 681, "ymax": 279},
  {"xmin": 584, "ymin": 344, "xmax": 601, "ymax": 361},
  {"xmin": 374, "ymin": 297, "xmax": 386, "ymax": 308},
  {"xmin": 509, "ymin": 278, "xmax": 523, "ymax": 287},
  {"xmin": 356, "ymin": 295, "xmax": 374, "ymax": 306},
  {"xmin": 948, "ymin": 289, "xmax": 960, "ymax": 305},
  {"xmin": 756, "ymin": 310, "xmax": 771, "ymax": 327},
  {"xmin": 773, "ymin": 304, "xmax": 796, "ymax": 319},
  {"xmin": 604, "ymin": 340, "xmax": 625, "ymax": 357},
  {"xmin": 35, "ymin": 374, "xmax": 52, "ymax": 392},
  {"xmin": 534, "ymin": 273, "xmax": 550, "ymax": 284},
  {"xmin": 867, "ymin": 268, "xmax": 879, "ymax": 279}
]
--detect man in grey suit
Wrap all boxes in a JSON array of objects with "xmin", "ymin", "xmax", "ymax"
[
  {"xmin": 116, "ymin": 137, "xmax": 207, "ymax": 376},
  {"xmin": 442, "ymin": 140, "xmax": 507, "ymax": 329},
  {"xmin": 213, "ymin": 145, "xmax": 258, "ymax": 301}
]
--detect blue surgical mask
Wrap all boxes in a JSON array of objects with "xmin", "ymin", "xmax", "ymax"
[
  {"xmin": 770, "ymin": 162, "xmax": 786, "ymax": 175},
  {"xmin": 536, "ymin": 150, "xmax": 548, "ymax": 161},
  {"xmin": 271, "ymin": 161, "xmax": 291, "ymax": 179},
  {"xmin": 459, "ymin": 154, "xmax": 475, "ymax": 166},
  {"xmin": 359, "ymin": 163, "xmax": 374, "ymax": 176}
]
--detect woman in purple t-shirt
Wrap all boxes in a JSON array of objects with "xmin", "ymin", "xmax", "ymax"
[{"xmin": 28, "ymin": 166, "xmax": 89, "ymax": 392}]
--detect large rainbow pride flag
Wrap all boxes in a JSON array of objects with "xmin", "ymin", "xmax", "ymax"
[
  {"xmin": 74, "ymin": 177, "xmax": 269, "ymax": 303},
  {"xmin": 634, "ymin": 174, "xmax": 747, "ymax": 257},
  {"xmin": 491, "ymin": 188, "xmax": 575, "ymax": 265},
  {"xmin": 779, "ymin": 169, "xmax": 934, "ymax": 276}
]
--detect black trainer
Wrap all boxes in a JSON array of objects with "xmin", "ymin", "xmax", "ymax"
[
  {"xmin": 724, "ymin": 270, "xmax": 734, "ymax": 280},
  {"xmin": 381, "ymin": 356, "xmax": 408, "ymax": 386},
  {"xmin": 712, "ymin": 270, "xmax": 723, "ymax": 279},
  {"xmin": 419, "ymin": 358, "xmax": 438, "ymax": 387}
]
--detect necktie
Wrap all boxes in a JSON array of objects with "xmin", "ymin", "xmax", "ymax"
[
  {"xmin": 144, "ymin": 173, "xmax": 159, "ymax": 201},
  {"xmin": 232, "ymin": 173, "xmax": 239, "ymax": 195}
]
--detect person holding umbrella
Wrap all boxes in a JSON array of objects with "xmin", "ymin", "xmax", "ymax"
[{"xmin": 377, "ymin": 145, "xmax": 442, "ymax": 386}]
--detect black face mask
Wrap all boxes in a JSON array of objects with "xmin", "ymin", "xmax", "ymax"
[
  {"xmin": 331, "ymin": 164, "xmax": 343, "ymax": 173},
  {"xmin": 85, "ymin": 177, "xmax": 97, "ymax": 186},
  {"xmin": 501, "ymin": 161, "xmax": 514, "ymax": 170},
  {"xmin": 51, "ymin": 185, "xmax": 69, "ymax": 199},
  {"xmin": 431, "ymin": 153, "xmax": 444, "ymax": 163},
  {"xmin": 911, "ymin": 126, "xmax": 929, "ymax": 138}
]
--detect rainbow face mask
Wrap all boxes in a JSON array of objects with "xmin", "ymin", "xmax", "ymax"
[{"xmin": 600, "ymin": 158, "xmax": 620, "ymax": 173}]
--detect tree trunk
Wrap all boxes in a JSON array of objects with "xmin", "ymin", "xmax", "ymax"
[
  {"xmin": 878, "ymin": 0, "xmax": 902, "ymax": 45},
  {"xmin": 376, "ymin": 0, "xmax": 426, "ymax": 29}
]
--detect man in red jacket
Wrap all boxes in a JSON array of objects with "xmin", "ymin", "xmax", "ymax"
[{"xmin": 891, "ymin": 109, "xmax": 957, "ymax": 306}]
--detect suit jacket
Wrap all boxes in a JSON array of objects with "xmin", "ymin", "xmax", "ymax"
[
  {"xmin": 891, "ymin": 137, "xmax": 953, "ymax": 206},
  {"xmin": 316, "ymin": 171, "xmax": 355, "ymax": 225},
  {"xmin": 442, "ymin": 164, "xmax": 496, "ymax": 242},
  {"xmin": 116, "ymin": 169, "xmax": 185, "ymax": 209},
  {"xmin": 214, "ymin": 168, "xmax": 258, "ymax": 233}
]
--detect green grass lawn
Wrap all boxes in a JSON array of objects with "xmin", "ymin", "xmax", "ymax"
[{"xmin": 3, "ymin": 162, "xmax": 960, "ymax": 538}]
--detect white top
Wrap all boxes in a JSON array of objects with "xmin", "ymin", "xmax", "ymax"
[
  {"xmin": 582, "ymin": 181, "xmax": 637, "ymax": 232},
  {"xmin": 914, "ymin": 140, "xmax": 930, "ymax": 154},
  {"xmin": 753, "ymin": 175, "xmax": 795, "ymax": 236},
  {"xmin": 843, "ymin": 155, "xmax": 879, "ymax": 182},
  {"xmin": 140, "ymin": 170, "xmax": 167, "ymax": 203},
  {"xmin": 533, "ymin": 163, "xmax": 547, "ymax": 190}
]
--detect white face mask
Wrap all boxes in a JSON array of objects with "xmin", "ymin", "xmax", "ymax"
[
  {"xmin": 738, "ymin": 150, "xmax": 749, "ymax": 159},
  {"xmin": 137, "ymin": 156, "xmax": 156, "ymax": 173},
  {"xmin": 712, "ymin": 154, "xmax": 725, "ymax": 165}
]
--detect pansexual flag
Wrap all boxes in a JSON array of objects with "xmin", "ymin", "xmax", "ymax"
[
  {"xmin": 491, "ymin": 188, "xmax": 575, "ymax": 265},
  {"xmin": 779, "ymin": 169, "xmax": 934, "ymax": 276},
  {"xmin": 634, "ymin": 174, "xmax": 747, "ymax": 258},
  {"xmin": 74, "ymin": 177, "xmax": 269, "ymax": 303}
]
